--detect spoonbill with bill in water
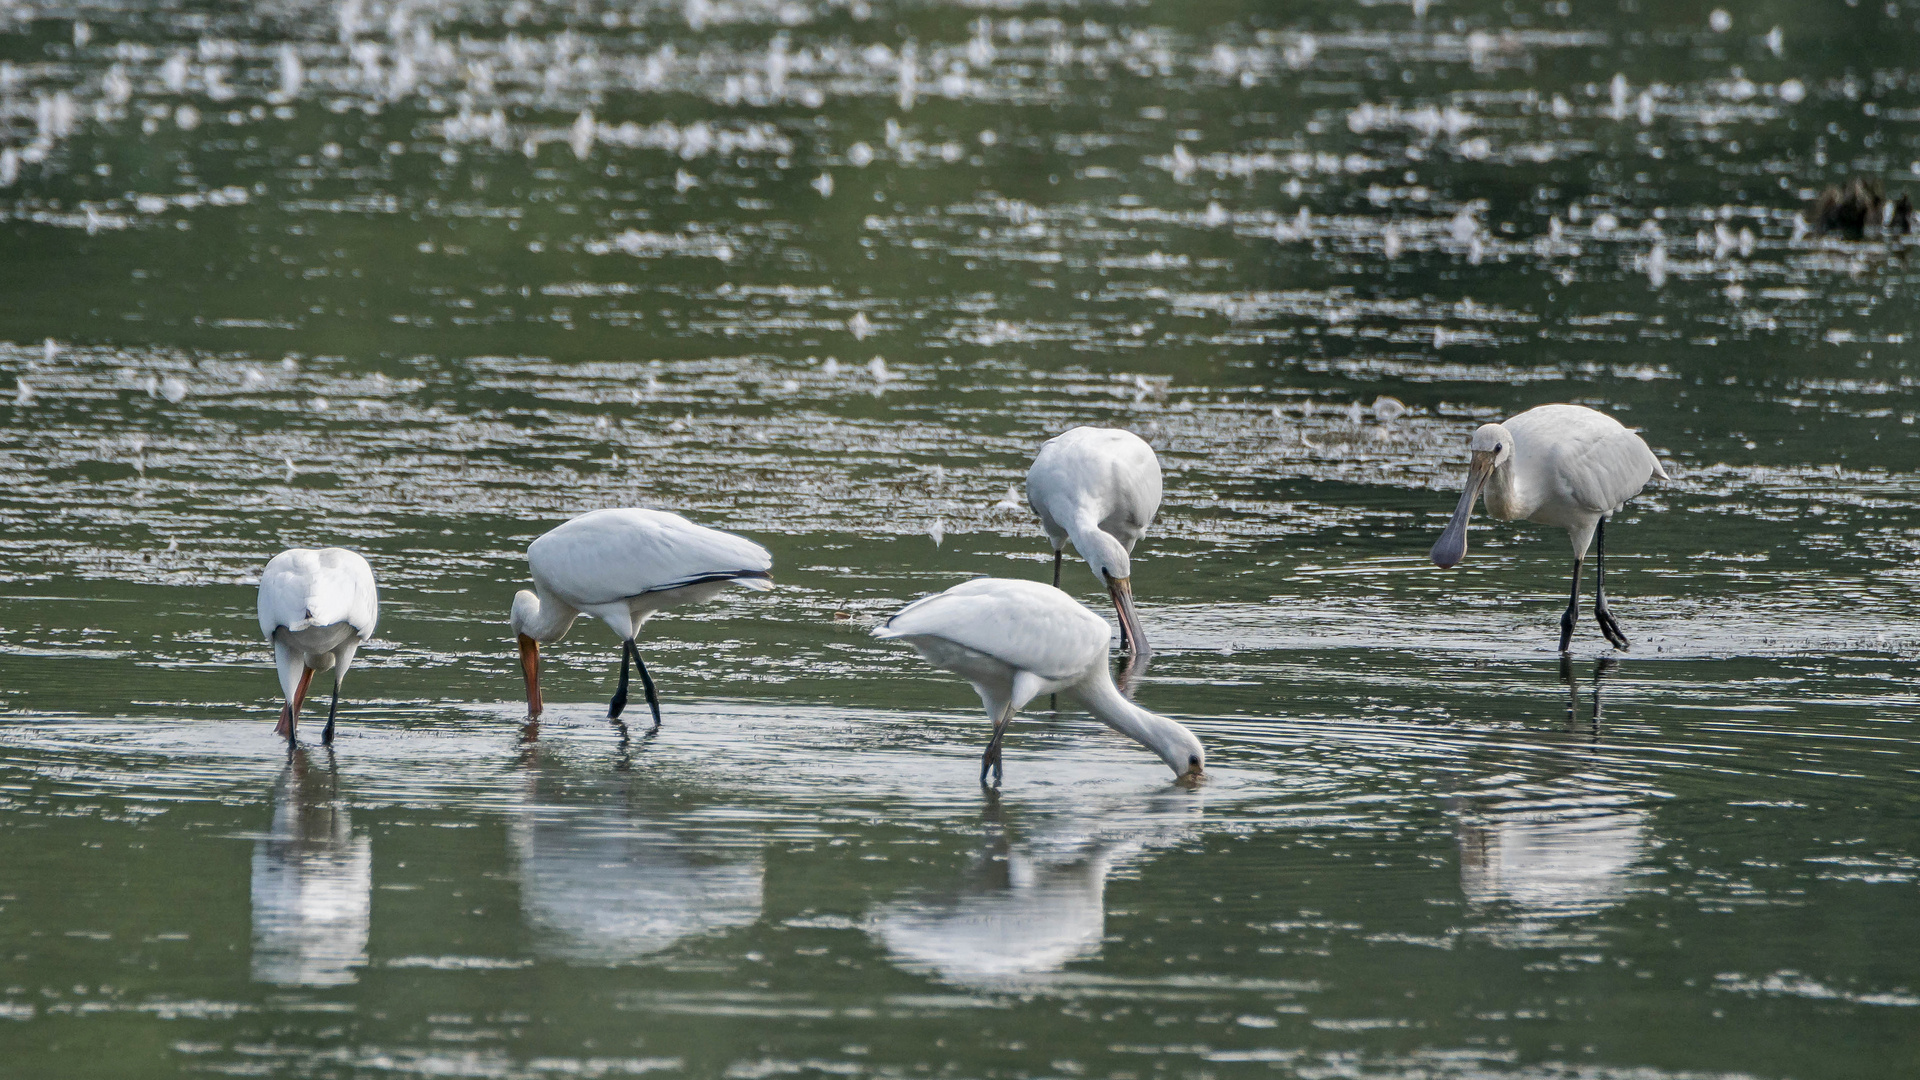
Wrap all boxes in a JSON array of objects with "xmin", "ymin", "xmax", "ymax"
[
  {"xmin": 1025, "ymin": 426, "xmax": 1162, "ymax": 657},
  {"xmin": 258, "ymin": 547, "xmax": 379, "ymax": 745},
  {"xmin": 874, "ymin": 577, "xmax": 1204, "ymax": 785},
  {"xmin": 509, "ymin": 508, "xmax": 773, "ymax": 728}
]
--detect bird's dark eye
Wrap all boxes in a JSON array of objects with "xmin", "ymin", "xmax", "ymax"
[
  {"xmin": 1189, "ymin": 754, "xmax": 1201, "ymax": 766},
  {"xmin": 1494, "ymin": 444, "xmax": 1503, "ymax": 452}
]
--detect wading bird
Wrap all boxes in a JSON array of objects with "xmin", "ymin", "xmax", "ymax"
[
  {"xmin": 258, "ymin": 547, "xmax": 379, "ymax": 745},
  {"xmin": 509, "ymin": 508, "xmax": 772, "ymax": 728},
  {"xmin": 874, "ymin": 578, "xmax": 1204, "ymax": 785},
  {"xmin": 1429, "ymin": 404, "xmax": 1668, "ymax": 652},
  {"xmin": 1025, "ymin": 426, "xmax": 1161, "ymax": 656}
]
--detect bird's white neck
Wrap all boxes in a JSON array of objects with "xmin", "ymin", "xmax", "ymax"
[
  {"xmin": 1481, "ymin": 457, "xmax": 1532, "ymax": 521},
  {"xmin": 1068, "ymin": 513, "xmax": 1131, "ymax": 583},
  {"xmin": 511, "ymin": 586, "xmax": 580, "ymax": 643},
  {"xmin": 1075, "ymin": 666, "xmax": 1202, "ymax": 777}
]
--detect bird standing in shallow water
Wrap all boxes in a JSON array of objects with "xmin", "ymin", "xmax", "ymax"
[
  {"xmin": 1024, "ymin": 426, "xmax": 1161, "ymax": 657},
  {"xmin": 874, "ymin": 577, "xmax": 1204, "ymax": 785},
  {"xmin": 509, "ymin": 508, "xmax": 772, "ymax": 728},
  {"xmin": 258, "ymin": 547, "xmax": 379, "ymax": 745},
  {"xmin": 1430, "ymin": 404, "xmax": 1668, "ymax": 652}
]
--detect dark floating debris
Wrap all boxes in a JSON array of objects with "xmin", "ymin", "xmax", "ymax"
[{"xmin": 1806, "ymin": 178, "xmax": 1914, "ymax": 238}]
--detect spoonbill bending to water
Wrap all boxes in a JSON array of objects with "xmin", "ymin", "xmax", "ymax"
[
  {"xmin": 874, "ymin": 578, "xmax": 1203, "ymax": 785},
  {"xmin": 1025, "ymin": 426, "xmax": 1162, "ymax": 656},
  {"xmin": 1429, "ymin": 404, "xmax": 1668, "ymax": 652},
  {"xmin": 509, "ymin": 508, "xmax": 773, "ymax": 728},
  {"xmin": 258, "ymin": 548, "xmax": 379, "ymax": 745}
]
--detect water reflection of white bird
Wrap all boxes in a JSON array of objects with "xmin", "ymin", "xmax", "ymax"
[
  {"xmin": 257, "ymin": 547, "xmax": 379, "ymax": 744},
  {"xmin": 512, "ymin": 759, "xmax": 762, "ymax": 964},
  {"xmin": 869, "ymin": 796, "xmax": 1197, "ymax": 989},
  {"xmin": 874, "ymin": 578, "xmax": 1203, "ymax": 784},
  {"xmin": 1025, "ymin": 427, "xmax": 1161, "ymax": 656},
  {"xmin": 509, "ymin": 509, "xmax": 773, "ymax": 728},
  {"xmin": 250, "ymin": 751, "xmax": 371, "ymax": 987},
  {"xmin": 1428, "ymin": 404, "xmax": 1668, "ymax": 652},
  {"xmin": 1457, "ymin": 803, "xmax": 1648, "ymax": 919}
]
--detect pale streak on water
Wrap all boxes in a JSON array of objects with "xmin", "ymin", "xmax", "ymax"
[{"xmin": 3, "ymin": 1, "xmax": 1920, "ymax": 1077}]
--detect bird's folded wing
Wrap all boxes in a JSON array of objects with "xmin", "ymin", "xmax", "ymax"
[
  {"xmin": 1556, "ymin": 429, "xmax": 1662, "ymax": 514},
  {"xmin": 257, "ymin": 553, "xmax": 314, "ymax": 640},
  {"xmin": 256, "ymin": 548, "xmax": 378, "ymax": 639},
  {"xmin": 532, "ymin": 509, "xmax": 773, "ymax": 606},
  {"xmin": 876, "ymin": 579, "xmax": 1105, "ymax": 679}
]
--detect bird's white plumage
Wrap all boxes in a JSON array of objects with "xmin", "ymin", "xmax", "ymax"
[
  {"xmin": 1483, "ymin": 405, "xmax": 1668, "ymax": 538},
  {"xmin": 1431, "ymin": 403, "xmax": 1667, "ymax": 652},
  {"xmin": 879, "ymin": 578, "xmax": 1108, "ymax": 682},
  {"xmin": 875, "ymin": 577, "xmax": 1203, "ymax": 778},
  {"xmin": 257, "ymin": 547, "xmax": 379, "ymax": 720},
  {"xmin": 258, "ymin": 547, "xmax": 378, "ymax": 643},
  {"xmin": 513, "ymin": 507, "xmax": 774, "ymax": 645},
  {"xmin": 528, "ymin": 508, "xmax": 772, "ymax": 609},
  {"xmin": 1025, "ymin": 426, "xmax": 1161, "ymax": 583}
]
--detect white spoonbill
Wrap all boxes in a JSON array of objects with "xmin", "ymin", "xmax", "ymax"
[
  {"xmin": 874, "ymin": 578, "xmax": 1203, "ymax": 785},
  {"xmin": 1429, "ymin": 403, "xmax": 1669, "ymax": 652},
  {"xmin": 1025, "ymin": 426, "xmax": 1162, "ymax": 656},
  {"xmin": 509, "ymin": 508, "xmax": 773, "ymax": 727},
  {"xmin": 258, "ymin": 547, "xmax": 379, "ymax": 745}
]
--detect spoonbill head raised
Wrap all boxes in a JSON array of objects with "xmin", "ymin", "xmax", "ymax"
[{"xmin": 1429, "ymin": 404, "xmax": 1668, "ymax": 652}]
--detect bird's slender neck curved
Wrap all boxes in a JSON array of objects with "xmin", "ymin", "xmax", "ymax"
[
  {"xmin": 1069, "ymin": 513, "xmax": 1131, "ymax": 583},
  {"xmin": 513, "ymin": 586, "xmax": 580, "ymax": 643},
  {"xmin": 1075, "ymin": 665, "xmax": 1202, "ymax": 778}
]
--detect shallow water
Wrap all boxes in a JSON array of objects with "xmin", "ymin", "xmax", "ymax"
[{"xmin": 4, "ymin": 1, "xmax": 1920, "ymax": 1077}]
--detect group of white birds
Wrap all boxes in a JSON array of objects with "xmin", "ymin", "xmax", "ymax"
[{"xmin": 259, "ymin": 403, "xmax": 1666, "ymax": 785}]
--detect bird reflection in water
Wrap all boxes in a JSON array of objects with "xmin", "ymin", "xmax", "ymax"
[
  {"xmin": 1113, "ymin": 648, "xmax": 1150, "ymax": 699},
  {"xmin": 867, "ymin": 791, "xmax": 1198, "ymax": 989},
  {"xmin": 1457, "ymin": 803, "xmax": 1647, "ymax": 920},
  {"xmin": 1456, "ymin": 683, "xmax": 1648, "ymax": 924},
  {"xmin": 249, "ymin": 749, "xmax": 372, "ymax": 987},
  {"xmin": 511, "ymin": 742, "xmax": 762, "ymax": 964},
  {"xmin": 1561, "ymin": 654, "xmax": 1621, "ymax": 735}
]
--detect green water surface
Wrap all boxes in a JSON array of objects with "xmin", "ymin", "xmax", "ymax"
[{"xmin": 2, "ymin": 1, "xmax": 1918, "ymax": 1077}]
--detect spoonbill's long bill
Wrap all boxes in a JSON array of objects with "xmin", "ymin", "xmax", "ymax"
[
  {"xmin": 1429, "ymin": 403, "xmax": 1669, "ymax": 652},
  {"xmin": 874, "ymin": 577, "xmax": 1204, "ymax": 785},
  {"xmin": 509, "ymin": 508, "xmax": 772, "ymax": 727},
  {"xmin": 258, "ymin": 547, "xmax": 379, "ymax": 745},
  {"xmin": 1025, "ymin": 426, "xmax": 1162, "ymax": 656}
]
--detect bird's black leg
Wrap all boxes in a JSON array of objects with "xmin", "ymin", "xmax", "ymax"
[
  {"xmin": 1052, "ymin": 553, "xmax": 1067, "ymax": 714},
  {"xmin": 609, "ymin": 640, "xmax": 632, "ymax": 720},
  {"xmin": 980, "ymin": 704, "xmax": 1013, "ymax": 787},
  {"xmin": 1593, "ymin": 517, "xmax": 1632, "ymax": 651},
  {"xmin": 1559, "ymin": 653, "xmax": 1578, "ymax": 726},
  {"xmin": 1559, "ymin": 558, "xmax": 1583, "ymax": 653},
  {"xmin": 627, "ymin": 640, "xmax": 663, "ymax": 731},
  {"xmin": 322, "ymin": 680, "xmax": 340, "ymax": 746}
]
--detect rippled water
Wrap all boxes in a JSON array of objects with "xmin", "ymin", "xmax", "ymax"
[{"xmin": 4, "ymin": 0, "xmax": 1920, "ymax": 1076}]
